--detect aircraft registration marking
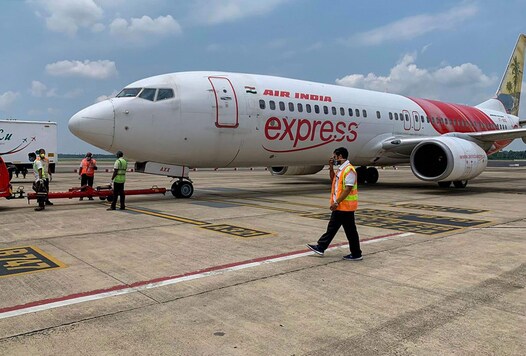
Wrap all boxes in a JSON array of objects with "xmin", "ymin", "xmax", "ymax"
[
  {"xmin": 391, "ymin": 204, "xmax": 487, "ymax": 214},
  {"xmin": 0, "ymin": 246, "xmax": 66, "ymax": 278},
  {"xmin": 302, "ymin": 208, "xmax": 490, "ymax": 235}
]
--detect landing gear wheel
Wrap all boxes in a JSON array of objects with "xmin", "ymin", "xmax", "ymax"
[
  {"xmin": 356, "ymin": 166, "xmax": 367, "ymax": 184},
  {"xmin": 438, "ymin": 181, "xmax": 452, "ymax": 188},
  {"xmin": 453, "ymin": 180, "xmax": 468, "ymax": 188},
  {"xmin": 171, "ymin": 180, "xmax": 194, "ymax": 198},
  {"xmin": 365, "ymin": 167, "xmax": 379, "ymax": 184}
]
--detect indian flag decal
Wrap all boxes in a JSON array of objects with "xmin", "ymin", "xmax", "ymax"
[{"xmin": 245, "ymin": 86, "xmax": 257, "ymax": 94}]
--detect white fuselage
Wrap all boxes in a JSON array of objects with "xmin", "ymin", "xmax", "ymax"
[{"xmin": 68, "ymin": 71, "xmax": 520, "ymax": 168}]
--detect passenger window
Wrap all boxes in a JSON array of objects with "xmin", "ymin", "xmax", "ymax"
[
  {"xmin": 157, "ymin": 88, "xmax": 174, "ymax": 101},
  {"xmin": 394, "ymin": 113, "xmax": 399, "ymax": 120},
  {"xmin": 376, "ymin": 111, "xmax": 381, "ymax": 119},
  {"xmin": 363, "ymin": 110, "xmax": 367, "ymax": 118},
  {"xmin": 340, "ymin": 107, "xmax": 345, "ymax": 116},
  {"xmin": 279, "ymin": 101, "xmax": 285, "ymax": 111},
  {"xmin": 421, "ymin": 115, "xmax": 424, "ymax": 123},
  {"xmin": 314, "ymin": 105, "xmax": 320, "ymax": 114},
  {"xmin": 298, "ymin": 103, "xmax": 303, "ymax": 112},
  {"xmin": 288, "ymin": 102, "xmax": 294, "ymax": 112},
  {"xmin": 389, "ymin": 112, "xmax": 393, "ymax": 120},
  {"xmin": 306, "ymin": 104, "xmax": 312, "ymax": 113},
  {"xmin": 323, "ymin": 106, "xmax": 329, "ymax": 114},
  {"xmin": 270, "ymin": 101, "xmax": 276, "ymax": 110},
  {"xmin": 139, "ymin": 88, "xmax": 156, "ymax": 101},
  {"xmin": 331, "ymin": 107, "xmax": 337, "ymax": 115},
  {"xmin": 259, "ymin": 100, "xmax": 266, "ymax": 110},
  {"xmin": 348, "ymin": 108, "xmax": 353, "ymax": 117},
  {"xmin": 355, "ymin": 109, "xmax": 360, "ymax": 117}
]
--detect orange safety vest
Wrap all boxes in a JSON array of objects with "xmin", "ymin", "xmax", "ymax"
[
  {"xmin": 330, "ymin": 164, "xmax": 358, "ymax": 211},
  {"xmin": 80, "ymin": 158, "xmax": 97, "ymax": 177}
]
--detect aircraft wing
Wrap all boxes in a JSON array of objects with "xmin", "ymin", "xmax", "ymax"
[
  {"xmin": 465, "ymin": 127, "xmax": 526, "ymax": 142},
  {"xmin": 381, "ymin": 128, "xmax": 526, "ymax": 156}
]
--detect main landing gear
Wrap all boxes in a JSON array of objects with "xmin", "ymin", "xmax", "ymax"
[
  {"xmin": 171, "ymin": 178, "xmax": 194, "ymax": 198},
  {"xmin": 355, "ymin": 166, "xmax": 379, "ymax": 185},
  {"xmin": 438, "ymin": 180, "xmax": 468, "ymax": 188}
]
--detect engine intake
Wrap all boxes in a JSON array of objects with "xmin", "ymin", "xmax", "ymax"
[{"xmin": 410, "ymin": 137, "xmax": 487, "ymax": 182}]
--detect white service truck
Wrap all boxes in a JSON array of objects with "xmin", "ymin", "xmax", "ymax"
[{"xmin": 0, "ymin": 119, "xmax": 58, "ymax": 180}]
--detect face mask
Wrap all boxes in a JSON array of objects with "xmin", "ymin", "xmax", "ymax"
[{"xmin": 40, "ymin": 154, "xmax": 45, "ymax": 158}]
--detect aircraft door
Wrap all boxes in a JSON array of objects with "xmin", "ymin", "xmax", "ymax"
[
  {"xmin": 208, "ymin": 77, "xmax": 239, "ymax": 128},
  {"xmin": 412, "ymin": 111, "xmax": 421, "ymax": 131},
  {"xmin": 402, "ymin": 110, "xmax": 411, "ymax": 130}
]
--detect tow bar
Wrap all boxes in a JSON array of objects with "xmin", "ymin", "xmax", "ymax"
[{"xmin": 27, "ymin": 184, "xmax": 166, "ymax": 202}]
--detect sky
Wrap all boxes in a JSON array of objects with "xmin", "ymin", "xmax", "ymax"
[{"xmin": 1, "ymin": 0, "xmax": 526, "ymax": 154}]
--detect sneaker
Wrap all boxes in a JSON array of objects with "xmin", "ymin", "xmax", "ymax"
[
  {"xmin": 88, "ymin": 197, "xmax": 94, "ymax": 201},
  {"xmin": 307, "ymin": 244, "xmax": 324, "ymax": 256},
  {"xmin": 79, "ymin": 197, "xmax": 84, "ymax": 201},
  {"xmin": 107, "ymin": 207, "xmax": 116, "ymax": 211},
  {"xmin": 45, "ymin": 201, "xmax": 54, "ymax": 206},
  {"xmin": 34, "ymin": 206, "xmax": 44, "ymax": 211},
  {"xmin": 119, "ymin": 207, "xmax": 126, "ymax": 210},
  {"xmin": 342, "ymin": 254, "xmax": 363, "ymax": 261}
]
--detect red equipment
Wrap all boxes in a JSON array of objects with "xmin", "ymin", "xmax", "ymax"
[
  {"xmin": 27, "ymin": 184, "xmax": 166, "ymax": 202},
  {"xmin": 0, "ymin": 156, "xmax": 24, "ymax": 199}
]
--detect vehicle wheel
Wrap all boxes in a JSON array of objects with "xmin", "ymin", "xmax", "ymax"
[
  {"xmin": 178, "ymin": 181, "xmax": 194, "ymax": 198},
  {"xmin": 171, "ymin": 181, "xmax": 182, "ymax": 198},
  {"xmin": 438, "ymin": 181, "xmax": 452, "ymax": 188},
  {"xmin": 356, "ymin": 166, "xmax": 367, "ymax": 184},
  {"xmin": 365, "ymin": 167, "xmax": 379, "ymax": 184},
  {"xmin": 453, "ymin": 180, "xmax": 468, "ymax": 188}
]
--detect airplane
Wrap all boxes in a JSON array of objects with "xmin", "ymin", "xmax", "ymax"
[{"xmin": 69, "ymin": 34, "xmax": 526, "ymax": 198}]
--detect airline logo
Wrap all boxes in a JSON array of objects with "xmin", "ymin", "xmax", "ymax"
[
  {"xmin": 263, "ymin": 89, "xmax": 332, "ymax": 102},
  {"xmin": 263, "ymin": 117, "xmax": 358, "ymax": 153}
]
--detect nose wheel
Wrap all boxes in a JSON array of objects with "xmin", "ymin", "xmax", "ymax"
[{"xmin": 171, "ymin": 179, "xmax": 194, "ymax": 198}]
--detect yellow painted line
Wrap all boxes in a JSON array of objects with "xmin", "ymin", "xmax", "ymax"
[
  {"xmin": 200, "ymin": 198, "xmax": 305, "ymax": 214},
  {"xmin": 0, "ymin": 246, "xmax": 67, "ymax": 278},
  {"xmin": 126, "ymin": 207, "xmax": 209, "ymax": 226}
]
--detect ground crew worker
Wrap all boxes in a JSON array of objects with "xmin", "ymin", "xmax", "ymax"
[
  {"xmin": 108, "ymin": 151, "xmax": 127, "ymax": 210},
  {"xmin": 29, "ymin": 152, "xmax": 46, "ymax": 211},
  {"xmin": 36, "ymin": 148, "xmax": 53, "ymax": 206},
  {"xmin": 79, "ymin": 152, "xmax": 97, "ymax": 200},
  {"xmin": 307, "ymin": 147, "xmax": 363, "ymax": 261}
]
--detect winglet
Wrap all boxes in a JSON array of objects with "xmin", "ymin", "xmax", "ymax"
[{"xmin": 495, "ymin": 34, "xmax": 526, "ymax": 116}]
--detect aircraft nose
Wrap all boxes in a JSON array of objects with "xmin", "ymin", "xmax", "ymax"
[{"xmin": 68, "ymin": 100, "xmax": 115, "ymax": 151}]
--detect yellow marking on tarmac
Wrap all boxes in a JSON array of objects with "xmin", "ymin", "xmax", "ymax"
[
  {"xmin": 0, "ymin": 246, "xmax": 66, "ymax": 278},
  {"xmin": 201, "ymin": 198, "xmax": 304, "ymax": 214},
  {"xmin": 127, "ymin": 206, "xmax": 273, "ymax": 238},
  {"xmin": 201, "ymin": 224, "xmax": 271, "ymax": 238},
  {"xmin": 126, "ymin": 207, "xmax": 209, "ymax": 225}
]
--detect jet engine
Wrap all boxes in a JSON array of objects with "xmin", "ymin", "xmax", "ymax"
[
  {"xmin": 410, "ymin": 137, "xmax": 487, "ymax": 182},
  {"xmin": 269, "ymin": 165, "xmax": 325, "ymax": 176}
]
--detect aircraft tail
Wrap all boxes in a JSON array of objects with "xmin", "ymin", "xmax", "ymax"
[{"xmin": 495, "ymin": 33, "xmax": 526, "ymax": 116}]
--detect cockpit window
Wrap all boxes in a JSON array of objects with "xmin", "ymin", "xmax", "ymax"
[
  {"xmin": 116, "ymin": 88, "xmax": 141, "ymax": 97},
  {"xmin": 157, "ymin": 88, "xmax": 174, "ymax": 101},
  {"xmin": 139, "ymin": 88, "xmax": 156, "ymax": 101}
]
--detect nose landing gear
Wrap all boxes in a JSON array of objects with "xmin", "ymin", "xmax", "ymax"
[{"xmin": 171, "ymin": 179, "xmax": 194, "ymax": 198}]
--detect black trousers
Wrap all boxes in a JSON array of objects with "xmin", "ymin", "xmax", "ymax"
[
  {"xmin": 44, "ymin": 178, "xmax": 52, "ymax": 203},
  {"xmin": 111, "ymin": 182, "xmax": 125, "ymax": 209},
  {"xmin": 80, "ymin": 174, "xmax": 94, "ymax": 187},
  {"xmin": 317, "ymin": 210, "xmax": 362, "ymax": 257}
]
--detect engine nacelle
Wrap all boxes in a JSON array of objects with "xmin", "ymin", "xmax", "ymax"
[
  {"xmin": 410, "ymin": 137, "xmax": 487, "ymax": 182},
  {"xmin": 269, "ymin": 165, "xmax": 325, "ymax": 176}
]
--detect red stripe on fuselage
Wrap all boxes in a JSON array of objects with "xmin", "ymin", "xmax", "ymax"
[{"xmin": 407, "ymin": 97, "xmax": 512, "ymax": 153}]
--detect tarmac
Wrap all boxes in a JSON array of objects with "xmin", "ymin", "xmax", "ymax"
[{"xmin": 0, "ymin": 164, "xmax": 524, "ymax": 355}]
